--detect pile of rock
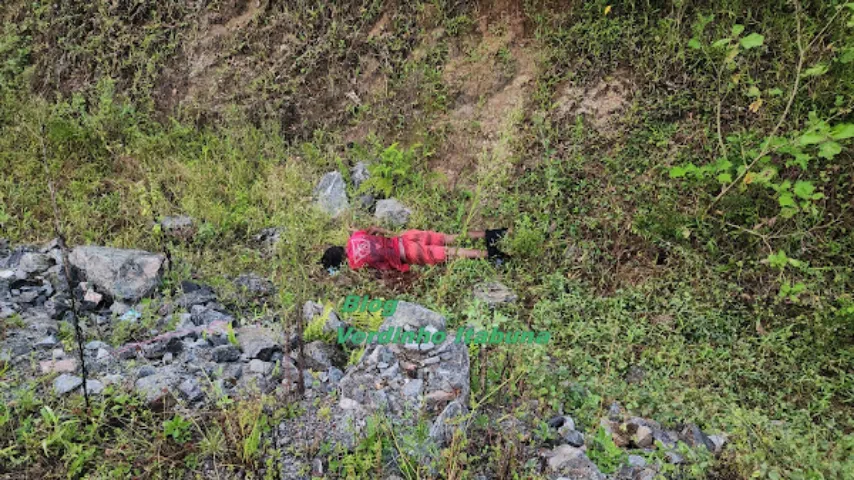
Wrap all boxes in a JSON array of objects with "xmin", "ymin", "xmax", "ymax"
[
  {"xmin": 335, "ymin": 301, "xmax": 470, "ymax": 449},
  {"xmin": 313, "ymin": 166, "xmax": 412, "ymax": 226},
  {"xmin": 540, "ymin": 402, "xmax": 727, "ymax": 480}
]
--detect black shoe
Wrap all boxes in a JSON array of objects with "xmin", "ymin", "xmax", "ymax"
[{"xmin": 485, "ymin": 228, "xmax": 509, "ymax": 263}]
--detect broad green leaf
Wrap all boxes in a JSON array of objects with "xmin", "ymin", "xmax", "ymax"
[
  {"xmin": 801, "ymin": 63, "xmax": 829, "ymax": 78},
  {"xmin": 793, "ymin": 180, "xmax": 815, "ymax": 200},
  {"xmin": 669, "ymin": 165, "xmax": 689, "ymax": 178},
  {"xmin": 740, "ymin": 33, "xmax": 764, "ymax": 49},
  {"xmin": 712, "ymin": 38, "xmax": 731, "ymax": 48},
  {"xmin": 768, "ymin": 87, "xmax": 784, "ymax": 96},
  {"xmin": 829, "ymin": 123, "xmax": 854, "ymax": 140},
  {"xmin": 731, "ymin": 24, "xmax": 745, "ymax": 37},
  {"xmin": 799, "ymin": 132, "xmax": 825, "ymax": 145},
  {"xmin": 687, "ymin": 38, "xmax": 701, "ymax": 50},
  {"xmin": 746, "ymin": 86, "xmax": 761, "ymax": 97},
  {"xmin": 767, "ymin": 250, "xmax": 789, "ymax": 269},
  {"xmin": 841, "ymin": 47, "xmax": 854, "ymax": 64},
  {"xmin": 717, "ymin": 172, "xmax": 733, "ymax": 183},
  {"xmin": 818, "ymin": 141, "xmax": 842, "ymax": 159},
  {"xmin": 778, "ymin": 193, "xmax": 796, "ymax": 207},
  {"xmin": 786, "ymin": 152, "xmax": 811, "ymax": 170}
]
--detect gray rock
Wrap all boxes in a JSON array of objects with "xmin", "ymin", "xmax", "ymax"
[
  {"xmin": 429, "ymin": 400, "xmax": 466, "ymax": 447},
  {"xmin": 35, "ymin": 335, "xmax": 59, "ymax": 349},
  {"xmin": 665, "ymin": 451, "xmax": 684, "ymax": 464},
  {"xmin": 101, "ymin": 374, "xmax": 124, "ymax": 385},
  {"xmin": 249, "ymin": 359, "xmax": 273, "ymax": 375},
  {"xmin": 546, "ymin": 445, "xmax": 605, "ymax": 479},
  {"xmin": 680, "ymin": 424, "xmax": 716, "ymax": 452},
  {"xmin": 85, "ymin": 379, "xmax": 105, "ymax": 395},
  {"xmin": 212, "ymin": 345, "xmax": 240, "ymax": 363},
  {"xmin": 54, "ymin": 374, "xmax": 83, "ymax": 395},
  {"xmin": 627, "ymin": 455, "xmax": 646, "ymax": 468},
  {"xmin": 708, "ymin": 434, "xmax": 727, "ymax": 455},
  {"xmin": 303, "ymin": 301, "xmax": 346, "ymax": 333},
  {"xmin": 85, "ymin": 340, "xmax": 110, "ymax": 351},
  {"xmin": 473, "ymin": 282, "xmax": 518, "ymax": 307},
  {"xmin": 69, "ymin": 246, "xmax": 165, "ymax": 302},
  {"xmin": 374, "ymin": 198, "xmax": 411, "ymax": 227},
  {"xmin": 303, "ymin": 341, "xmax": 344, "ymax": 370},
  {"xmin": 178, "ymin": 377, "xmax": 204, "ymax": 402},
  {"xmin": 327, "ymin": 367, "xmax": 344, "ymax": 385},
  {"xmin": 162, "ymin": 352, "xmax": 173, "ymax": 364},
  {"xmin": 19, "ymin": 252, "xmax": 53, "ymax": 275},
  {"xmin": 237, "ymin": 327, "xmax": 281, "ymax": 361},
  {"xmin": 96, "ymin": 348, "xmax": 111, "ymax": 361},
  {"xmin": 351, "ymin": 162, "xmax": 370, "ymax": 189},
  {"xmin": 135, "ymin": 372, "xmax": 180, "ymax": 406},
  {"xmin": 401, "ymin": 379, "xmax": 424, "ymax": 398},
  {"xmin": 110, "ymin": 301, "xmax": 131, "ymax": 317},
  {"xmin": 190, "ymin": 305, "xmax": 233, "ymax": 326},
  {"xmin": 357, "ymin": 194, "xmax": 375, "ymax": 210},
  {"xmin": 137, "ymin": 365, "xmax": 157, "ymax": 378},
  {"xmin": 234, "ymin": 273, "xmax": 275, "ymax": 298},
  {"xmin": 564, "ymin": 430, "xmax": 585, "ymax": 448},
  {"xmin": 254, "ymin": 227, "xmax": 284, "ymax": 251},
  {"xmin": 608, "ymin": 401, "xmax": 624, "ymax": 421},
  {"xmin": 633, "ymin": 425, "xmax": 653, "ymax": 448},
  {"xmin": 159, "ymin": 215, "xmax": 195, "ymax": 239},
  {"xmin": 314, "ymin": 171, "xmax": 349, "ymax": 217}
]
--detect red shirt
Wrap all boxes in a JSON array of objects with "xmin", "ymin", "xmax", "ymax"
[{"xmin": 346, "ymin": 230, "xmax": 409, "ymax": 272}]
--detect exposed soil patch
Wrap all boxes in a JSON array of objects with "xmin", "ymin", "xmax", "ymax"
[
  {"xmin": 553, "ymin": 70, "xmax": 635, "ymax": 130},
  {"xmin": 431, "ymin": 3, "xmax": 536, "ymax": 187}
]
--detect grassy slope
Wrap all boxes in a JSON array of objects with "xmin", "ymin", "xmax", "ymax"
[{"xmin": 1, "ymin": 0, "xmax": 853, "ymax": 478}]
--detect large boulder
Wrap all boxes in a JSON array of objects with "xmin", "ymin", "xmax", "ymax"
[
  {"xmin": 545, "ymin": 445, "xmax": 606, "ymax": 480},
  {"xmin": 69, "ymin": 246, "xmax": 165, "ymax": 302},
  {"xmin": 314, "ymin": 171, "xmax": 349, "ymax": 217}
]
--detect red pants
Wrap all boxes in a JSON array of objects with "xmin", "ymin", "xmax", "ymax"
[{"xmin": 399, "ymin": 230, "xmax": 447, "ymax": 265}]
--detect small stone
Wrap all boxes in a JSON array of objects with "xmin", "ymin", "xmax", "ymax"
[
  {"xmin": 608, "ymin": 401, "xmax": 624, "ymax": 421},
  {"xmin": 212, "ymin": 345, "xmax": 240, "ymax": 363},
  {"xmin": 110, "ymin": 301, "xmax": 131, "ymax": 317},
  {"xmin": 249, "ymin": 359, "xmax": 273, "ymax": 375},
  {"xmin": 628, "ymin": 455, "xmax": 646, "ymax": 468},
  {"xmin": 19, "ymin": 252, "xmax": 52, "ymax": 274},
  {"xmin": 163, "ymin": 352, "xmax": 173, "ymax": 364},
  {"xmin": 472, "ymin": 282, "xmax": 518, "ymax": 307},
  {"xmin": 83, "ymin": 289, "xmax": 103, "ymax": 306},
  {"xmin": 52, "ymin": 348, "xmax": 65, "ymax": 360},
  {"xmin": 178, "ymin": 377, "xmax": 204, "ymax": 402},
  {"xmin": 634, "ymin": 425, "xmax": 654, "ymax": 448},
  {"xmin": 137, "ymin": 365, "xmax": 157, "ymax": 378},
  {"xmin": 85, "ymin": 340, "xmax": 109, "ymax": 351},
  {"xmin": 429, "ymin": 400, "xmax": 466, "ymax": 447},
  {"xmin": 35, "ymin": 335, "xmax": 59, "ymax": 349},
  {"xmin": 665, "ymin": 451, "xmax": 684, "ymax": 464},
  {"xmin": 96, "ymin": 348, "xmax": 111, "ymax": 361},
  {"xmin": 708, "ymin": 434, "xmax": 727, "ymax": 455},
  {"xmin": 401, "ymin": 379, "xmax": 424, "ymax": 398},
  {"xmin": 563, "ymin": 430, "xmax": 585, "ymax": 447},
  {"xmin": 314, "ymin": 171, "xmax": 349, "ymax": 217},
  {"xmin": 350, "ymin": 161, "xmax": 370, "ymax": 189},
  {"xmin": 374, "ymin": 198, "xmax": 411, "ymax": 227},
  {"xmin": 159, "ymin": 215, "xmax": 196, "ymax": 240},
  {"xmin": 101, "ymin": 374, "xmax": 124, "ymax": 385},
  {"xmin": 85, "ymin": 379, "xmax": 105, "ymax": 395},
  {"xmin": 40, "ymin": 358, "xmax": 78, "ymax": 374},
  {"xmin": 236, "ymin": 327, "xmax": 281, "ymax": 360},
  {"xmin": 328, "ymin": 367, "xmax": 344, "ymax": 385},
  {"xmin": 54, "ymin": 374, "xmax": 83, "ymax": 395}
]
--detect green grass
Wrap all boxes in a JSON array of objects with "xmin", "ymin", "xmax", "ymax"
[{"xmin": 1, "ymin": 0, "xmax": 853, "ymax": 478}]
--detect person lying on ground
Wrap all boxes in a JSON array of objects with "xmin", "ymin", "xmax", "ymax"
[{"xmin": 320, "ymin": 227, "xmax": 508, "ymax": 274}]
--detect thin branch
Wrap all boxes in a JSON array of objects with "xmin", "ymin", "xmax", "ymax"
[
  {"xmin": 35, "ymin": 120, "xmax": 90, "ymax": 410},
  {"xmin": 707, "ymin": 0, "xmax": 807, "ymax": 212}
]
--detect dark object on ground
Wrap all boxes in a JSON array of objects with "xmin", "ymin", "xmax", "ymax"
[
  {"xmin": 321, "ymin": 246, "xmax": 346, "ymax": 270},
  {"xmin": 485, "ymin": 228, "xmax": 509, "ymax": 263}
]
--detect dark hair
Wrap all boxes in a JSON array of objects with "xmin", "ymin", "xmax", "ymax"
[{"xmin": 321, "ymin": 246, "xmax": 346, "ymax": 270}]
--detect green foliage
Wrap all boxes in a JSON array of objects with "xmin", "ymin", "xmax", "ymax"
[
  {"xmin": 163, "ymin": 414, "xmax": 193, "ymax": 444},
  {"xmin": 586, "ymin": 426, "xmax": 626, "ymax": 474},
  {"xmin": 359, "ymin": 142, "xmax": 426, "ymax": 198}
]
